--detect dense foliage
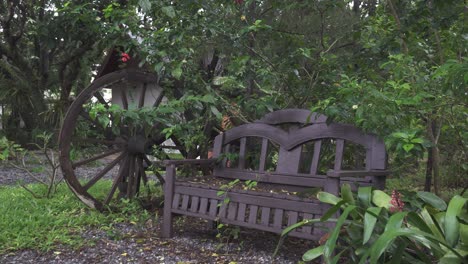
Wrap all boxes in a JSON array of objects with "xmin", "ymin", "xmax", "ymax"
[
  {"xmin": 276, "ymin": 184, "xmax": 468, "ymax": 263},
  {"xmin": 1, "ymin": 1, "xmax": 466, "ymax": 191}
]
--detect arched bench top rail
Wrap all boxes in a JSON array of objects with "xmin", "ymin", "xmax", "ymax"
[
  {"xmin": 221, "ymin": 122, "xmax": 384, "ymax": 152},
  {"xmin": 256, "ymin": 109, "xmax": 327, "ymax": 125}
]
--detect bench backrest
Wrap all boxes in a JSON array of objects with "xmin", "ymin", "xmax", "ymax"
[{"xmin": 212, "ymin": 109, "xmax": 387, "ymax": 191}]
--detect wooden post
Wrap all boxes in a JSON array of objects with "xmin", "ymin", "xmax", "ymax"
[{"xmin": 162, "ymin": 164, "xmax": 175, "ymax": 238}]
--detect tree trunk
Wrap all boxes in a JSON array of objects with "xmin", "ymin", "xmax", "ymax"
[
  {"xmin": 426, "ymin": 119, "xmax": 441, "ymax": 195},
  {"xmin": 424, "ymin": 148, "xmax": 433, "ymax": 192}
]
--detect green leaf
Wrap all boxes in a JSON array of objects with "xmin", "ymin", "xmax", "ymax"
[
  {"xmin": 302, "ymin": 245, "xmax": 324, "ymax": 261},
  {"xmin": 402, "ymin": 143, "xmax": 414, "ymax": 152},
  {"xmin": 323, "ymin": 205, "xmax": 357, "ymax": 262},
  {"xmin": 341, "ymin": 183, "xmax": 355, "ymax": 204},
  {"xmin": 363, "ymin": 207, "xmax": 382, "ymax": 244},
  {"xmin": 372, "ymin": 190, "xmax": 391, "ymax": 209},
  {"xmin": 138, "ymin": 0, "xmax": 151, "ymax": 13},
  {"xmin": 358, "ymin": 187, "xmax": 372, "ymax": 207},
  {"xmin": 213, "ymin": 76, "xmax": 231, "ymax": 85},
  {"xmin": 317, "ymin": 192, "xmax": 342, "ymax": 205},
  {"xmin": 172, "ymin": 66, "xmax": 182, "ymax": 80},
  {"xmin": 406, "ymin": 211, "xmax": 432, "ymax": 234},
  {"xmin": 410, "ymin": 138, "xmax": 424, "ymax": 144},
  {"xmin": 445, "ymin": 195, "xmax": 467, "ymax": 247},
  {"xmin": 161, "ymin": 6, "xmax": 176, "ymax": 18},
  {"xmin": 385, "ymin": 212, "xmax": 408, "ymax": 232},
  {"xmin": 321, "ymin": 200, "xmax": 346, "ymax": 221},
  {"xmin": 417, "ymin": 191, "xmax": 447, "ymax": 211},
  {"xmin": 210, "ymin": 106, "xmax": 222, "ymax": 119}
]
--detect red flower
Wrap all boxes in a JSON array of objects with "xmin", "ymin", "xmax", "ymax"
[
  {"xmin": 389, "ymin": 190, "xmax": 405, "ymax": 213},
  {"xmin": 121, "ymin": 52, "xmax": 130, "ymax": 62},
  {"xmin": 234, "ymin": 0, "xmax": 243, "ymax": 5}
]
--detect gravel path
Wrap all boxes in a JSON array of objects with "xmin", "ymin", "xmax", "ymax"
[{"xmin": 0, "ymin": 163, "xmax": 316, "ymax": 263}]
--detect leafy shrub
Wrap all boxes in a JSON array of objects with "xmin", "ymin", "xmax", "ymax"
[{"xmin": 276, "ymin": 184, "xmax": 468, "ymax": 264}]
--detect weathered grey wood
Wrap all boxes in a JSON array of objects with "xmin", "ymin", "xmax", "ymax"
[
  {"xmin": 170, "ymin": 208, "xmax": 321, "ymax": 240},
  {"xmin": 174, "ymin": 185, "xmax": 322, "ymax": 212},
  {"xmin": 273, "ymin": 209, "xmax": 284, "ymax": 228},
  {"xmin": 161, "ymin": 109, "xmax": 388, "ymax": 242},
  {"xmin": 181, "ymin": 195, "xmax": 189, "ymax": 211},
  {"xmin": 310, "ymin": 140, "xmax": 322, "ymax": 174},
  {"xmin": 162, "ymin": 164, "xmax": 175, "ymax": 238},
  {"xmin": 302, "ymin": 213, "xmax": 313, "ymax": 234},
  {"xmin": 172, "ymin": 193, "xmax": 180, "ymax": 209},
  {"xmin": 227, "ymin": 202, "xmax": 238, "ymax": 220},
  {"xmin": 260, "ymin": 207, "xmax": 271, "ymax": 226},
  {"xmin": 213, "ymin": 169, "xmax": 326, "ymax": 188},
  {"xmin": 238, "ymin": 138, "xmax": 247, "ymax": 169},
  {"xmin": 208, "ymin": 199, "xmax": 218, "ymax": 217},
  {"xmin": 287, "ymin": 211, "xmax": 299, "ymax": 227},
  {"xmin": 199, "ymin": 198, "xmax": 209, "ymax": 214},
  {"xmin": 248, "ymin": 205, "xmax": 258, "ymax": 224},
  {"xmin": 190, "ymin": 196, "xmax": 200, "ymax": 213},
  {"xmin": 258, "ymin": 138, "xmax": 269, "ymax": 172},
  {"xmin": 237, "ymin": 203, "xmax": 247, "ymax": 222},
  {"xmin": 218, "ymin": 202, "xmax": 228, "ymax": 218},
  {"xmin": 334, "ymin": 139, "xmax": 345, "ymax": 171},
  {"xmin": 277, "ymin": 146, "xmax": 302, "ymax": 174}
]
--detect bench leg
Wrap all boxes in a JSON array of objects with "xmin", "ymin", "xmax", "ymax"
[
  {"xmin": 162, "ymin": 164, "xmax": 175, "ymax": 238},
  {"xmin": 161, "ymin": 209, "xmax": 173, "ymax": 238}
]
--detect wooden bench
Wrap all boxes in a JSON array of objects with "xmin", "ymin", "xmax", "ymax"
[{"xmin": 161, "ymin": 109, "xmax": 389, "ymax": 240}]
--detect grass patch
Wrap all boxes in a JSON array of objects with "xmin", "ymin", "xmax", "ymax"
[{"xmin": 0, "ymin": 183, "xmax": 154, "ymax": 254}]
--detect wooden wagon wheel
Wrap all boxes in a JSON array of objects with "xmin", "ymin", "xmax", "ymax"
[{"xmin": 59, "ymin": 69, "xmax": 168, "ymax": 211}]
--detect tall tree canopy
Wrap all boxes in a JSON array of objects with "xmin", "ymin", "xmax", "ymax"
[{"xmin": 0, "ymin": 0, "xmax": 466, "ymax": 192}]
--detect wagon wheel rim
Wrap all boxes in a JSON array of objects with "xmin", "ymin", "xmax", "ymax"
[{"xmin": 59, "ymin": 69, "xmax": 166, "ymax": 211}]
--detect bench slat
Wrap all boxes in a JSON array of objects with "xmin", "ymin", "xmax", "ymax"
[
  {"xmin": 181, "ymin": 195, "xmax": 189, "ymax": 210},
  {"xmin": 273, "ymin": 209, "xmax": 284, "ymax": 228},
  {"xmin": 302, "ymin": 213, "xmax": 313, "ymax": 234},
  {"xmin": 260, "ymin": 207, "xmax": 271, "ymax": 226},
  {"xmin": 214, "ymin": 169, "xmax": 326, "ymax": 188},
  {"xmin": 277, "ymin": 145, "xmax": 302, "ymax": 174},
  {"xmin": 174, "ymin": 185, "xmax": 321, "ymax": 213},
  {"xmin": 172, "ymin": 193, "xmax": 180, "ymax": 209},
  {"xmin": 219, "ymin": 202, "xmax": 228, "ymax": 218},
  {"xmin": 310, "ymin": 140, "xmax": 322, "ymax": 174},
  {"xmin": 199, "ymin": 197, "xmax": 209, "ymax": 214},
  {"xmin": 287, "ymin": 211, "xmax": 299, "ymax": 227},
  {"xmin": 334, "ymin": 139, "xmax": 345, "ymax": 171},
  {"xmin": 238, "ymin": 138, "xmax": 247, "ymax": 169},
  {"xmin": 227, "ymin": 202, "xmax": 238, "ymax": 220},
  {"xmin": 208, "ymin": 199, "xmax": 218, "ymax": 217},
  {"xmin": 248, "ymin": 205, "xmax": 258, "ymax": 224},
  {"xmin": 237, "ymin": 203, "xmax": 246, "ymax": 222},
  {"xmin": 190, "ymin": 196, "xmax": 199, "ymax": 213},
  {"xmin": 259, "ymin": 138, "xmax": 269, "ymax": 172}
]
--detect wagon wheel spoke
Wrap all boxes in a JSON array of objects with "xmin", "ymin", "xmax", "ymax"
[
  {"xmin": 138, "ymin": 83, "xmax": 147, "ymax": 108},
  {"xmin": 83, "ymin": 152, "xmax": 126, "ymax": 191},
  {"xmin": 72, "ymin": 148, "xmax": 124, "ymax": 168},
  {"xmin": 93, "ymin": 92, "xmax": 110, "ymax": 109},
  {"xmin": 137, "ymin": 156, "xmax": 148, "ymax": 186},
  {"xmin": 104, "ymin": 155, "xmax": 129, "ymax": 205},
  {"xmin": 126, "ymin": 155, "xmax": 136, "ymax": 197},
  {"xmin": 153, "ymin": 90, "xmax": 165, "ymax": 107},
  {"xmin": 121, "ymin": 83, "xmax": 129, "ymax": 110},
  {"xmin": 143, "ymin": 155, "xmax": 165, "ymax": 185}
]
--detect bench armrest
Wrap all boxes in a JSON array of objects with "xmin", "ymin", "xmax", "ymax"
[
  {"xmin": 163, "ymin": 158, "xmax": 217, "ymax": 166},
  {"xmin": 326, "ymin": 169, "xmax": 390, "ymax": 178}
]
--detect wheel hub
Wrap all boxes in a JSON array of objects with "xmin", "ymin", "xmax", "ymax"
[{"xmin": 127, "ymin": 135, "xmax": 152, "ymax": 154}]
